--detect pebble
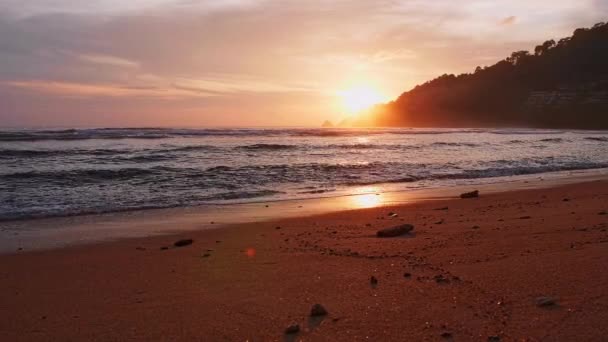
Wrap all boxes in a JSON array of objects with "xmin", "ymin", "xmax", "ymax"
[
  {"xmin": 310, "ymin": 304, "xmax": 328, "ymax": 317},
  {"xmin": 460, "ymin": 190, "xmax": 479, "ymax": 199},
  {"xmin": 434, "ymin": 274, "xmax": 450, "ymax": 284},
  {"xmin": 441, "ymin": 332, "xmax": 453, "ymax": 339},
  {"xmin": 284, "ymin": 323, "xmax": 300, "ymax": 334},
  {"xmin": 536, "ymin": 296, "xmax": 557, "ymax": 307},
  {"xmin": 376, "ymin": 224, "xmax": 414, "ymax": 237},
  {"xmin": 174, "ymin": 239, "xmax": 193, "ymax": 247}
]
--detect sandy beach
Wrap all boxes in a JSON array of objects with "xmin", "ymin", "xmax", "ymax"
[{"xmin": 1, "ymin": 180, "xmax": 608, "ymax": 341}]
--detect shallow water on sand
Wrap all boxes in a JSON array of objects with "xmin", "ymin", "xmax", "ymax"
[{"xmin": 1, "ymin": 127, "xmax": 608, "ymax": 220}]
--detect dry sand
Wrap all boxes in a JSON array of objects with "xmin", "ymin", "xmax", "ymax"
[{"xmin": 1, "ymin": 180, "xmax": 608, "ymax": 341}]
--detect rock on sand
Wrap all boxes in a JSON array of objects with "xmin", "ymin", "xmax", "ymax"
[
  {"xmin": 460, "ymin": 190, "xmax": 479, "ymax": 199},
  {"xmin": 376, "ymin": 224, "xmax": 414, "ymax": 237}
]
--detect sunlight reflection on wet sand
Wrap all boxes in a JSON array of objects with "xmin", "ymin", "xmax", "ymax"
[{"xmin": 349, "ymin": 187, "xmax": 383, "ymax": 209}]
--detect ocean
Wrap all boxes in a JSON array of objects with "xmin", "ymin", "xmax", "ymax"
[{"xmin": 1, "ymin": 127, "xmax": 607, "ymax": 221}]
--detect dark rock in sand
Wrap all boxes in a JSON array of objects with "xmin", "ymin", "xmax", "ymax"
[
  {"xmin": 404, "ymin": 272, "xmax": 412, "ymax": 278},
  {"xmin": 160, "ymin": 246, "xmax": 169, "ymax": 250},
  {"xmin": 310, "ymin": 304, "xmax": 328, "ymax": 317},
  {"xmin": 388, "ymin": 212, "xmax": 398, "ymax": 218},
  {"xmin": 441, "ymin": 332, "xmax": 453, "ymax": 339},
  {"xmin": 488, "ymin": 336, "xmax": 501, "ymax": 342},
  {"xmin": 536, "ymin": 296, "xmax": 557, "ymax": 307},
  {"xmin": 434, "ymin": 207, "xmax": 449, "ymax": 210},
  {"xmin": 370, "ymin": 276, "xmax": 378, "ymax": 285},
  {"xmin": 460, "ymin": 190, "xmax": 479, "ymax": 199},
  {"xmin": 519, "ymin": 216, "xmax": 532, "ymax": 220},
  {"xmin": 376, "ymin": 224, "xmax": 414, "ymax": 237},
  {"xmin": 174, "ymin": 239, "xmax": 193, "ymax": 247},
  {"xmin": 202, "ymin": 253, "xmax": 211, "ymax": 258},
  {"xmin": 434, "ymin": 274, "xmax": 450, "ymax": 284},
  {"xmin": 284, "ymin": 323, "xmax": 300, "ymax": 334},
  {"xmin": 599, "ymin": 211, "xmax": 607, "ymax": 215}
]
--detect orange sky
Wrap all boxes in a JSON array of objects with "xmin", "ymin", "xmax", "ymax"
[{"xmin": 0, "ymin": 0, "xmax": 606, "ymax": 127}]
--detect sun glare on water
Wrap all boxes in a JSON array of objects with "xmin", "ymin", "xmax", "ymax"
[{"xmin": 338, "ymin": 85, "xmax": 385, "ymax": 115}]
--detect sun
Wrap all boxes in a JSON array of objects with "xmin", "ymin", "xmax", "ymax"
[{"xmin": 337, "ymin": 85, "xmax": 385, "ymax": 115}]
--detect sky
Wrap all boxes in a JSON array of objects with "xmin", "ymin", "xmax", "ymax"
[{"xmin": 0, "ymin": 0, "xmax": 606, "ymax": 128}]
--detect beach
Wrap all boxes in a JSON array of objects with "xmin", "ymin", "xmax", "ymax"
[{"xmin": 1, "ymin": 179, "xmax": 608, "ymax": 341}]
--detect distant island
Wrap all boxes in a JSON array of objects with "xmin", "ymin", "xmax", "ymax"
[{"xmin": 346, "ymin": 22, "xmax": 608, "ymax": 129}]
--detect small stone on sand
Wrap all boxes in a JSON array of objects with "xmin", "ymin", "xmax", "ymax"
[
  {"xmin": 174, "ymin": 239, "xmax": 193, "ymax": 247},
  {"xmin": 434, "ymin": 274, "xmax": 450, "ymax": 284},
  {"xmin": 460, "ymin": 190, "xmax": 479, "ymax": 199},
  {"xmin": 536, "ymin": 296, "xmax": 557, "ymax": 307},
  {"xmin": 441, "ymin": 332, "xmax": 453, "ymax": 339},
  {"xmin": 284, "ymin": 323, "xmax": 300, "ymax": 334},
  {"xmin": 310, "ymin": 304, "xmax": 328, "ymax": 317},
  {"xmin": 370, "ymin": 276, "xmax": 378, "ymax": 285},
  {"xmin": 376, "ymin": 224, "xmax": 414, "ymax": 237}
]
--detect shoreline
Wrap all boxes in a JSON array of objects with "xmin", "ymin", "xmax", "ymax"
[
  {"xmin": 2, "ymin": 168, "xmax": 608, "ymax": 254},
  {"xmin": 1, "ymin": 179, "xmax": 607, "ymax": 340}
]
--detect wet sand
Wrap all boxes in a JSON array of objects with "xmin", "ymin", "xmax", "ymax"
[{"xmin": 1, "ymin": 180, "xmax": 608, "ymax": 341}]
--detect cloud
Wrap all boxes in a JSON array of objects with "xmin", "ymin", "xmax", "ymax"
[
  {"xmin": 2, "ymin": 80, "xmax": 202, "ymax": 98},
  {"xmin": 371, "ymin": 49, "xmax": 418, "ymax": 63},
  {"xmin": 499, "ymin": 16, "xmax": 517, "ymax": 26},
  {"xmin": 78, "ymin": 54, "xmax": 140, "ymax": 68},
  {"xmin": 173, "ymin": 77, "xmax": 315, "ymax": 95},
  {"xmin": 3, "ymin": 73, "xmax": 315, "ymax": 99}
]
